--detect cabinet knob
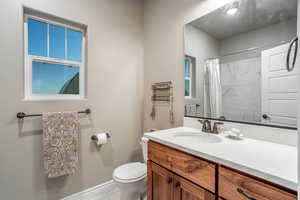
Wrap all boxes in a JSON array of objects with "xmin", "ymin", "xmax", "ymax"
[
  {"xmin": 174, "ymin": 182, "xmax": 181, "ymax": 188},
  {"xmin": 166, "ymin": 177, "xmax": 173, "ymax": 184},
  {"xmin": 262, "ymin": 114, "xmax": 270, "ymax": 119}
]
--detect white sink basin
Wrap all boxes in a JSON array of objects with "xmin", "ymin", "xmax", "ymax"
[{"xmin": 172, "ymin": 132, "xmax": 222, "ymax": 144}]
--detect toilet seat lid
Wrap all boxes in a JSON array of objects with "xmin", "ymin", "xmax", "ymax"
[{"xmin": 113, "ymin": 162, "xmax": 146, "ymax": 181}]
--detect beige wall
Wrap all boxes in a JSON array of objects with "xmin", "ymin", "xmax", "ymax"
[
  {"xmin": 143, "ymin": 0, "xmax": 234, "ymax": 131},
  {"xmin": 0, "ymin": 0, "xmax": 144, "ymax": 199}
]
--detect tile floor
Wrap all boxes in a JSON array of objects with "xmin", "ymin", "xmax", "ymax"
[{"xmin": 100, "ymin": 186, "xmax": 147, "ymax": 200}]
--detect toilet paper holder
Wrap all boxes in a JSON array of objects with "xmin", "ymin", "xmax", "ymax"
[{"xmin": 91, "ymin": 133, "xmax": 111, "ymax": 141}]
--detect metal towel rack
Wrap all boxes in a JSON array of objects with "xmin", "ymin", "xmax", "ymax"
[
  {"xmin": 16, "ymin": 108, "xmax": 91, "ymax": 119},
  {"xmin": 150, "ymin": 81, "xmax": 174, "ymax": 124}
]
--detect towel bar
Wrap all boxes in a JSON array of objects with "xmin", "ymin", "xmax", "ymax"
[{"xmin": 16, "ymin": 109, "xmax": 91, "ymax": 119}]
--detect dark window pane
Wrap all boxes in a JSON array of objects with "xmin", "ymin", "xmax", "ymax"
[
  {"xmin": 49, "ymin": 24, "xmax": 65, "ymax": 59},
  {"xmin": 67, "ymin": 29, "xmax": 83, "ymax": 62},
  {"xmin": 32, "ymin": 61, "xmax": 79, "ymax": 95},
  {"xmin": 185, "ymin": 59, "xmax": 190, "ymax": 77},
  {"xmin": 28, "ymin": 18, "xmax": 47, "ymax": 57},
  {"xmin": 185, "ymin": 79, "xmax": 190, "ymax": 97}
]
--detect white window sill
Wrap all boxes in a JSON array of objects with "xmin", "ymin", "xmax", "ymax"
[{"xmin": 22, "ymin": 97, "xmax": 88, "ymax": 102}]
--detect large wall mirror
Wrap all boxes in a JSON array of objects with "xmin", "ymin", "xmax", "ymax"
[{"xmin": 184, "ymin": 0, "xmax": 298, "ymax": 129}]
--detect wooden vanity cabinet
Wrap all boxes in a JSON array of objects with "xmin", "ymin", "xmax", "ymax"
[
  {"xmin": 147, "ymin": 141, "xmax": 297, "ymax": 200},
  {"xmin": 148, "ymin": 161, "xmax": 215, "ymax": 200}
]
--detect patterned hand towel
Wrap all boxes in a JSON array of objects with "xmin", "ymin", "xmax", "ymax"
[{"xmin": 42, "ymin": 111, "xmax": 79, "ymax": 178}]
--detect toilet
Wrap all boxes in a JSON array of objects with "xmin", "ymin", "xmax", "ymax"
[{"xmin": 113, "ymin": 137, "xmax": 148, "ymax": 200}]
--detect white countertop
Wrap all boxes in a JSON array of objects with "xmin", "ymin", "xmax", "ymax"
[{"xmin": 144, "ymin": 127, "xmax": 297, "ymax": 191}]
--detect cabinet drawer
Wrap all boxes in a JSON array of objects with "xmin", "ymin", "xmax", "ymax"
[
  {"xmin": 219, "ymin": 166, "xmax": 297, "ymax": 200},
  {"xmin": 148, "ymin": 141, "xmax": 216, "ymax": 192}
]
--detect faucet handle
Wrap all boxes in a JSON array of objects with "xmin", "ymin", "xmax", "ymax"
[
  {"xmin": 212, "ymin": 122, "xmax": 224, "ymax": 134},
  {"xmin": 198, "ymin": 119, "xmax": 208, "ymax": 132},
  {"xmin": 198, "ymin": 119, "xmax": 204, "ymax": 124}
]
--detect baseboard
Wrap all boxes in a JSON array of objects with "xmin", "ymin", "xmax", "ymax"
[{"xmin": 62, "ymin": 180, "xmax": 117, "ymax": 200}]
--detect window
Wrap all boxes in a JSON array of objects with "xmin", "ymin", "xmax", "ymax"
[
  {"xmin": 24, "ymin": 14, "xmax": 86, "ymax": 100},
  {"xmin": 184, "ymin": 56, "xmax": 193, "ymax": 98}
]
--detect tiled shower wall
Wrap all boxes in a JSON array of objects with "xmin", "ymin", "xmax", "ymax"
[{"xmin": 221, "ymin": 57, "xmax": 261, "ymax": 122}]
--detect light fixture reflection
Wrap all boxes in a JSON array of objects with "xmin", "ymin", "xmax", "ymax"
[{"xmin": 226, "ymin": 8, "xmax": 238, "ymax": 15}]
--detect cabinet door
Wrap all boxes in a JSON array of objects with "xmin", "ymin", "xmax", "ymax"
[
  {"xmin": 173, "ymin": 175, "xmax": 215, "ymax": 200},
  {"xmin": 148, "ymin": 161, "xmax": 174, "ymax": 200}
]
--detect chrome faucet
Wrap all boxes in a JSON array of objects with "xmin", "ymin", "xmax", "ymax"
[
  {"xmin": 203, "ymin": 120, "xmax": 211, "ymax": 132},
  {"xmin": 198, "ymin": 120, "xmax": 223, "ymax": 134}
]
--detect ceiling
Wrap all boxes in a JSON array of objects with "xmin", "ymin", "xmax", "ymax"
[{"xmin": 189, "ymin": 0, "xmax": 297, "ymax": 40}]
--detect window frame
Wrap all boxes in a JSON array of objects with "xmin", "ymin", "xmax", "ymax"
[
  {"xmin": 184, "ymin": 56, "xmax": 193, "ymax": 99},
  {"xmin": 24, "ymin": 14, "xmax": 86, "ymax": 101}
]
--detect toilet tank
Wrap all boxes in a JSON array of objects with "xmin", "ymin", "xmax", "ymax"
[{"xmin": 141, "ymin": 137, "xmax": 149, "ymax": 162}]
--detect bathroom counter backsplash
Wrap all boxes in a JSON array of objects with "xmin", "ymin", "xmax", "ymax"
[
  {"xmin": 184, "ymin": 117, "xmax": 298, "ymax": 147},
  {"xmin": 144, "ymin": 126, "xmax": 297, "ymax": 191}
]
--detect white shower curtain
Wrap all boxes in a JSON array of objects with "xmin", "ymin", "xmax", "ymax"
[{"xmin": 204, "ymin": 58, "xmax": 223, "ymax": 119}]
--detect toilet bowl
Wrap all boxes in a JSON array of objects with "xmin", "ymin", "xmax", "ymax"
[{"xmin": 112, "ymin": 137, "xmax": 149, "ymax": 200}]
